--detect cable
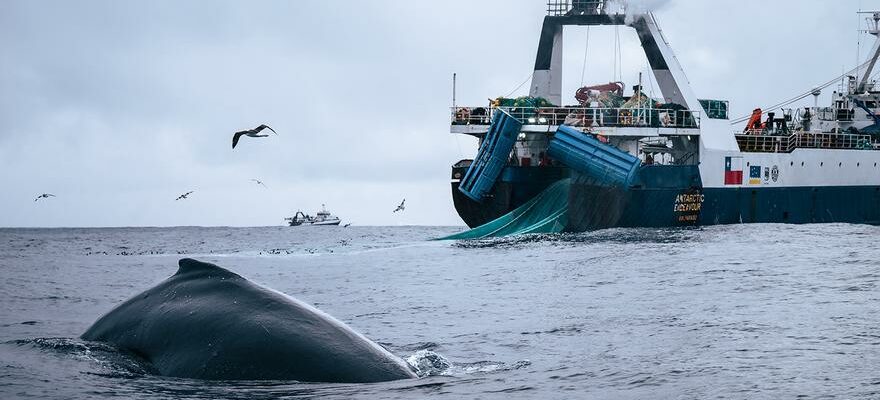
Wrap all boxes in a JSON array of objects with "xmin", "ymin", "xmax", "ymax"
[
  {"xmin": 580, "ymin": 27, "xmax": 591, "ymax": 86},
  {"xmin": 730, "ymin": 58, "xmax": 875, "ymax": 125},
  {"xmin": 646, "ymin": 61, "xmax": 657, "ymax": 99},
  {"xmin": 503, "ymin": 73, "xmax": 533, "ymax": 98}
]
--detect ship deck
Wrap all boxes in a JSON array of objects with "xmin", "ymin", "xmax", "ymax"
[{"xmin": 451, "ymin": 106, "xmax": 702, "ymax": 137}]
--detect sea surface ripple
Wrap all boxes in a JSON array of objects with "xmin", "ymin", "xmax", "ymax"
[{"xmin": 1, "ymin": 224, "xmax": 879, "ymax": 399}]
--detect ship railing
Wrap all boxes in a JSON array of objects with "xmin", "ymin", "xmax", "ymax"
[
  {"xmin": 546, "ymin": 0, "xmax": 619, "ymax": 16},
  {"xmin": 735, "ymin": 131, "xmax": 875, "ymax": 153},
  {"xmin": 813, "ymin": 106, "xmax": 857, "ymax": 122},
  {"xmin": 547, "ymin": 0, "xmax": 571, "ymax": 16},
  {"xmin": 452, "ymin": 106, "xmax": 701, "ymax": 130}
]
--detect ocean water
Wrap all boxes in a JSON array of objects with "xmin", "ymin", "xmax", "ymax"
[{"xmin": 1, "ymin": 224, "xmax": 879, "ymax": 399}]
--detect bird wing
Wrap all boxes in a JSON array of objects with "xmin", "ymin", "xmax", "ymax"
[
  {"xmin": 47, "ymin": 194, "xmax": 55, "ymax": 197},
  {"xmin": 257, "ymin": 124, "xmax": 278, "ymax": 135},
  {"xmin": 232, "ymin": 131, "xmax": 248, "ymax": 149}
]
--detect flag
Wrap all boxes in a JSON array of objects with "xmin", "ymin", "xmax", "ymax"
[
  {"xmin": 749, "ymin": 165, "xmax": 762, "ymax": 185},
  {"xmin": 724, "ymin": 156, "xmax": 743, "ymax": 185}
]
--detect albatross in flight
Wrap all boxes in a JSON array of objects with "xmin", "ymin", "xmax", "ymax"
[
  {"xmin": 34, "ymin": 193, "xmax": 55, "ymax": 202},
  {"xmin": 232, "ymin": 124, "xmax": 277, "ymax": 149},
  {"xmin": 393, "ymin": 199, "xmax": 406, "ymax": 213},
  {"xmin": 250, "ymin": 179, "xmax": 268, "ymax": 189},
  {"xmin": 176, "ymin": 191, "xmax": 194, "ymax": 201}
]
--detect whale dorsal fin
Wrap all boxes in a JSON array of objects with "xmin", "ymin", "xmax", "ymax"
[{"xmin": 175, "ymin": 258, "xmax": 240, "ymax": 279}]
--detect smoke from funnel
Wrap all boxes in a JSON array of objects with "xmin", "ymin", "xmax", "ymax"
[
  {"xmin": 616, "ymin": 0, "xmax": 672, "ymax": 13},
  {"xmin": 607, "ymin": 0, "xmax": 672, "ymax": 23}
]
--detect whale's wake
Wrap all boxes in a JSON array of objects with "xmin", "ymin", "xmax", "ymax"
[
  {"xmin": 8, "ymin": 338, "xmax": 157, "ymax": 378},
  {"xmin": 12, "ymin": 337, "xmax": 531, "ymax": 383},
  {"xmin": 405, "ymin": 349, "xmax": 531, "ymax": 377}
]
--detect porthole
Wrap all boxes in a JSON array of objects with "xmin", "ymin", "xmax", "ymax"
[
  {"xmin": 790, "ymin": 161, "xmax": 794, "ymax": 166},
  {"xmin": 801, "ymin": 162, "xmax": 805, "ymax": 167},
  {"xmin": 839, "ymin": 162, "xmax": 843, "ymax": 167},
  {"xmin": 821, "ymin": 162, "xmax": 824, "ymax": 167}
]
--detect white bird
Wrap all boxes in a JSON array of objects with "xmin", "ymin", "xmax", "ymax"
[
  {"xmin": 250, "ymin": 179, "xmax": 268, "ymax": 189},
  {"xmin": 232, "ymin": 124, "xmax": 277, "ymax": 149},
  {"xmin": 176, "ymin": 191, "xmax": 194, "ymax": 201},
  {"xmin": 34, "ymin": 193, "xmax": 55, "ymax": 202},
  {"xmin": 393, "ymin": 199, "xmax": 406, "ymax": 213}
]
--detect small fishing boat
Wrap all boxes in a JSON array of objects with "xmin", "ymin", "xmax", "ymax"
[{"xmin": 285, "ymin": 205, "xmax": 342, "ymax": 226}]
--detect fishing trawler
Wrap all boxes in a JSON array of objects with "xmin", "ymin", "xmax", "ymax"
[
  {"xmin": 447, "ymin": 1, "xmax": 880, "ymax": 238},
  {"xmin": 285, "ymin": 205, "xmax": 342, "ymax": 227}
]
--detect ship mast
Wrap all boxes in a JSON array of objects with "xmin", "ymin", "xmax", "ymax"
[
  {"xmin": 532, "ymin": 1, "xmax": 699, "ymax": 110},
  {"xmin": 530, "ymin": 0, "xmax": 737, "ymax": 150},
  {"xmin": 857, "ymin": 12, "xmax": 880, "ymax": 93}
]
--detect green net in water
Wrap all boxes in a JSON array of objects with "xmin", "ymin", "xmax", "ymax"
[{"xmin": 441, "ymin": 179, "xmax": 571, "ymax": 240}]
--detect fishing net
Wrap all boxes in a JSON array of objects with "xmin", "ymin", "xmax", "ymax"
[{"xmin": 441, "ymin": 179, "xmax": 571, "ymax": 240}]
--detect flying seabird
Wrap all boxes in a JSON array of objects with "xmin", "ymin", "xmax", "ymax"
[
  {"xmin": 393, "ymin": 199, "xmax": 406, "ymax": 213},
  {"xmin": 176, "ymin": 191, "xmax": 194, "ymax": 201},
  {"xmin": 232, "ymin": 124, "xmax": 277, "ymax": 149},
  {"xmin": 34, "ymin": 193, "xmax": 56, "ymax": 202},
  {"xmin": 250, "ymin": 179, "xmax": 269, "ymax": 189}
]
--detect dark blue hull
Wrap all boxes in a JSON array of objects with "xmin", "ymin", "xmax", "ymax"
[
  {"xmin": 451, "ymin": 166, "xmax": 567, "ymax": 228},
  {"xmin": 451, "ymin": 165, "xmax": 880, "ymax": 229}
]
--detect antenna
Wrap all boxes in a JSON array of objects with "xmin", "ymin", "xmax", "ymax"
[
  {"xmin": 857, "ymin": 5, "xmax": 862, "ymax": 83},
  {"xmin": 452, "ymin": 73, "xmax": 457, "ymax": 110}
]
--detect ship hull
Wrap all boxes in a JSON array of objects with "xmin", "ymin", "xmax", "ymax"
[
  {"xmin": 452, "ymin": 165, "xmax": 880, "ymax": 230},
  {"xmin": 290, "ymin": 220, "xmax": 341, "ymax": 227},
  {"xmin": 451, "ymin": 165, "xmax": 567, "ymax": 227}
]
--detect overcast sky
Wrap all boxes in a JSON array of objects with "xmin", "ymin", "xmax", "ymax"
[{"xmin": 0, "ymin": 0, "xmax": 876, "ymax": 227}]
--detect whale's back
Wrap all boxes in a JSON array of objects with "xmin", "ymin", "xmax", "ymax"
[{"xmin": 82, "ymin": 259, "xmax": 417, "ymax": 382}]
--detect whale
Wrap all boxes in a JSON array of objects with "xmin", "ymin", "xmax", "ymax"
[{"xmin": 81, "ymin": 258, "xmax": 418, "ymax": 383}]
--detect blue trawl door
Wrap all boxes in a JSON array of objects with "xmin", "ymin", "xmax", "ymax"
[
  {"xmin": 548, "ymin": 125, "xmax": 641, "ymax": 188},
  {"xmin": 458, "ymin": 110, "xmax": 523, "ymax": 202}
]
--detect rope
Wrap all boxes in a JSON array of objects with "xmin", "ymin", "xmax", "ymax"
[
  {"xmin": 503, "ymin": 73, "xmax": 533, "ymax": 99},
  {"xmin": 646, "ymin": 61, "xmax": 657, "ymax": 99},
  {"xmin": 580, "ymin": 27, "xmax": 591, "ymax": 86},
  {"xmin": 729, "ymin": 58, "xmax": 875, "ymax": 125}
]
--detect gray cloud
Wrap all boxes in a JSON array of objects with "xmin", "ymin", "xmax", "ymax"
[{"xmin": 0, "ymin": 0, "xmax": 873, "ymax": 227}]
